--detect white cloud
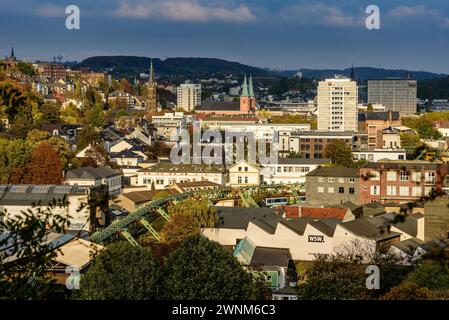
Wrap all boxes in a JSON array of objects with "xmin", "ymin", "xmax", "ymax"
[
  {"xmin": 387, "ymin": 5, "xmax": 440, "ymax": 18},
  {"xmin": 277, "ymin": 2, "xmax": 363, "ymax": 27},
  {"xmin": 112, "ymin": 0, "xmax": 255, "ymax": 22},
  {"xmin": 36, "ymin": 4, "xmax": 65, "ymax": 17}
]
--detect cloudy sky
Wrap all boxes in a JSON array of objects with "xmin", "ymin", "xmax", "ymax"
[{"xmin": 1, "ymin": 0, "xmax": 449, "ymax": 73}]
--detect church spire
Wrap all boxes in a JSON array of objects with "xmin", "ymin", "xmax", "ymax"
[
  {"xmin": 350, "ymin": 62, "xmax": 355, "ymax": 81},
  {"xmin": 248, "ymin": 75, "xmax": 254, "ymax": 97},
  {"xmin": 241, "ymin": 74, "xmax": 249, "ymax": 97},
  {"xmin": 149, "ymin": 59, "xmax": 155, "ymax": 83},
  {"xmin": 10, "ymin": 47, "xmax": 16, "ymax": 60}
]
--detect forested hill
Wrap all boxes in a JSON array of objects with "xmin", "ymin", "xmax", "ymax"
[{"xmin": 79, "ymin": 56, "xmax": 273, "ymax": 77}]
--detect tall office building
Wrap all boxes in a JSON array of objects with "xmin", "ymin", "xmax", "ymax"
[
  {"xmin": 317, "ymin": 77, "xmax": 358, "ymax": 132},
  {"xmin": 367, "ymin": 79, "xmax": 417, "ymax": 115},
  {"xmin": 177, "ymin": 83, "xmax": 202, "ymax": 111}
]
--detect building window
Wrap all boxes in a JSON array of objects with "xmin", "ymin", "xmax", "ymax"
[
  {"xmin": 328, "ymin": 187, "xmax": 334, "ymax": 193},
  {"xmin": 244, "ymin": 176, "xmax": 249, "ymax": 184},
  {"xmin": 244, "ymin": 167, "xmax": 248, "ymax": 172},
  {"xmin": 412, "ymin": 187, "xmax": 422, "ymax": 197},
  {"xmin": 318, "ymin": 177, "xmax": 324, "ymax": 183},
  {"xmin": 387, "ymin": 171, "xmax": 397, "ymax": 181},
  {"xmin": 156, "ymin": 179, "xmax": 164, "ymax": 185},
  {"xmin": 425, "ymin": 187, "xmax": 434, "ymax": 196},
  {"xmin": 349, "ymin": 178, "xmax": 355, "ymax": 183},
  {"xmin": 399, "ymin": 186, "xmax": 409, "ymax": 196},
  {"xmin": 238, "ymin": 176, "xmax": 242, "ymax": 183},
  {"xmin": 425, "ymin": 172, "xmax": 435, "ymax": 183},
  {"xmin": 328, "ymin": 178, "xmax": 334, "ymax": 183},
  {"xmin": 400, "ymin": 171, "xmax": 409, "ymax": 181},
  {"xmin": 318, "ymin": 187, "xmax": 324, "ymax": 193},
  {"xmin": 370, "ymin": 185, "xmax": 379, "ymax": 195},
  {"xmin": 238, "ymin": 167, "xmax": 242, "ymax": 172},
  {"xmin": 387, "ymin": 186, "xmax": 396, "ymax": 196},
  {"xmin": 349, "ymin": 188, "xmax": 355, "ymax": 194},
  {"xmin": 338, "ymin": 178, "xmax": 345, "ymax": 183},
  {"xmin": 412, "ymin": 172, "xmax": 422, "ymax": 182},
  {"xmin": 339, "ymin": 187, "xmax": 345, "ymax": 194},
  {"xmin": 371, "ymin": 171, "xmax": 380, "ymax": 180}
]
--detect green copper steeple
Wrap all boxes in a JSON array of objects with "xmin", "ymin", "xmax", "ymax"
[
  {"xmin": 248, "ymin": 75, "xmax": 254, "ymax": 97},
  {"xmin": 241, "ymin": 74, "xmax": 249, "ymax": 97}
]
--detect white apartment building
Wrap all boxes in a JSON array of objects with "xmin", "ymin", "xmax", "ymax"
[
  {"xmin": 261, "ymin": 158, "xmax": 330, "ymax": 185},
  {"xmin": 353, "ymin": 149, "xmax": 406, "ymax": 162},
  {"xmin": 136, "ymin": 162, "xmax": 227, "ymax": 190},
  {"xmin": 317, "ymin": 77, "xmax": 358, "ymax": 132},
  {"xmin": 151, "ymin": 112, "xmax": 195, "ymax": 139},
  {"xmin": 177, "ymin": 83, "xmax": 202, "ymax": 111},
  {"xmin": 202, "ymin": 122, "xmax": 311, "ymax": 157}
]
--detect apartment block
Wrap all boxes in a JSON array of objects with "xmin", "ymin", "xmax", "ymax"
[
  {"xmin": 305, "ymin": 167, "xmax": 360, "ymax": 205},
  {"xmin": 317, "ymin": 77, "xmax": 358, "ymax": 132},
  {"xmin": 177, "ymin": 83, "xmax": 202, "ymax": 111},
  {"xmin": 359, "ymin": 160, "xmax": 449, "ymax": 204}
]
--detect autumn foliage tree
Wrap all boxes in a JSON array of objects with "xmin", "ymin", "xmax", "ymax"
[{"xmin": 11, "ymin": 142, "xmax": 63, "ymax": 184}]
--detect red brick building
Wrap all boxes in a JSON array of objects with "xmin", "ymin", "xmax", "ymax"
[
  {"xmin": 43, "ymin": 63, "xmax": 67, "ymax": 81},
  {"xmin": 359, "ymin": 160, "xmax": 449, "ymax": 204}
]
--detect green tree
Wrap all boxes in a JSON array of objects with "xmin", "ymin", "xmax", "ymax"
[
  {"xmin": 0, "ymin": 138, "xmax": 31, "ymax": 183},
  {"xmin": 60, "ymin": 102, "xmax": 81, "ymax": 125},
  {"xmin": 400, "ymin": 133, "xmax": 424, "ymax": 158},
  {"xmin": 416, "ymin": 119, "xmax": 442, "ymax": 140},
  {"xmin": 76, "ymin": 126, "xmax": 100, "ymax": 151},
  {"xmin": 76, "ymin": 242, "xmax": 162, "ymax": 300},
  {"xmin": 167, "ymin": 198, "xmax": 218, "ymax": 228},
  {"xmin": 160, "ymin": 214, "xmax": 200, "ymax": 245},
  {"xmin": 380, "ymin": 282, "xmax": 434, "ymax": 300},
  {"xmin": 406, "ymin": 260, "xmax": 449, "ymax": 290},
  {"xmin": 162, "ymin": 235, "xmax": 261, "ymax": 300},
  {"xmin": 26, "ymin": 129, "xmax": 50, "ymax": 147},
  {"xmin": 16, "ymin": 61, "xmax": 36, "ymax": 76},
  {"xmin": 85, "ymin": 103, "xmax": 105, "ymax": 127},
  {"xmin": 324, "ymin": 140, "xmax": 355, "ymax": 167}
]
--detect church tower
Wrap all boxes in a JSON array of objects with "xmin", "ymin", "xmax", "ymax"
[
  {"xmin": 239, "ymin": 75, "xmax": 251, "ymax": 113},
  {"xmin": 147, "ymin": 59, "xmax": 157, "ymax": 113},
  {"xmin": 248, "ymin": 75, "xmax": 256, "ymax": 110}
]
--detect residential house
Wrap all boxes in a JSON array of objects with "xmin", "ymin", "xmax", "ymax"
[
  {"xmin": 137, "ymin": 162, "xmax": 227, "ymax": 189},
  {"xmin": 229, "ymin": 160, "xmax": 261, "ymax": 187},
  {"xmin": 65, "ymin": 166, "xmax": 122, "ymax": 196}
]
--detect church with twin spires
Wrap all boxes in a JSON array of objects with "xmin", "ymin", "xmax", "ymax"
[{"xmin": 195, "ymin": 75, "xmax": 257, "ymax": 115}]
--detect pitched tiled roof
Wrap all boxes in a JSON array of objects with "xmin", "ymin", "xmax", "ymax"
[
  {"xmin": 66, "ymin": 166, "xmax": 120, "ymax": 179},
  {"xmin": 306, "ymin": 166, "xmax": 359, "ymax": 178},
  {"xmin": 301, "ymin": 207, "xmax": 349, "ymax": 220}
]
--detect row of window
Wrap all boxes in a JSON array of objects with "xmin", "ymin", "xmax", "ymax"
[
  {"xmin": 276, "ymin": 166, "xmax": 310, "ymax": 173},
  {"xmin": 368, "ymin": 171, "xmax": 435, "ymax": 183},
  {"xmin": 237, "ymin": 176, "xmax": 249, "ymax": 184},
  {"xmin": 318, "ymin": 177, "xmax": 356, "ymax": 183},
  {"xmin": 318, "ymin": 186, "xmax": 355, "ymax": 194},
  {"xmin": 369, "ymin": 185, "xmax": 434, "ymax": 197}
]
